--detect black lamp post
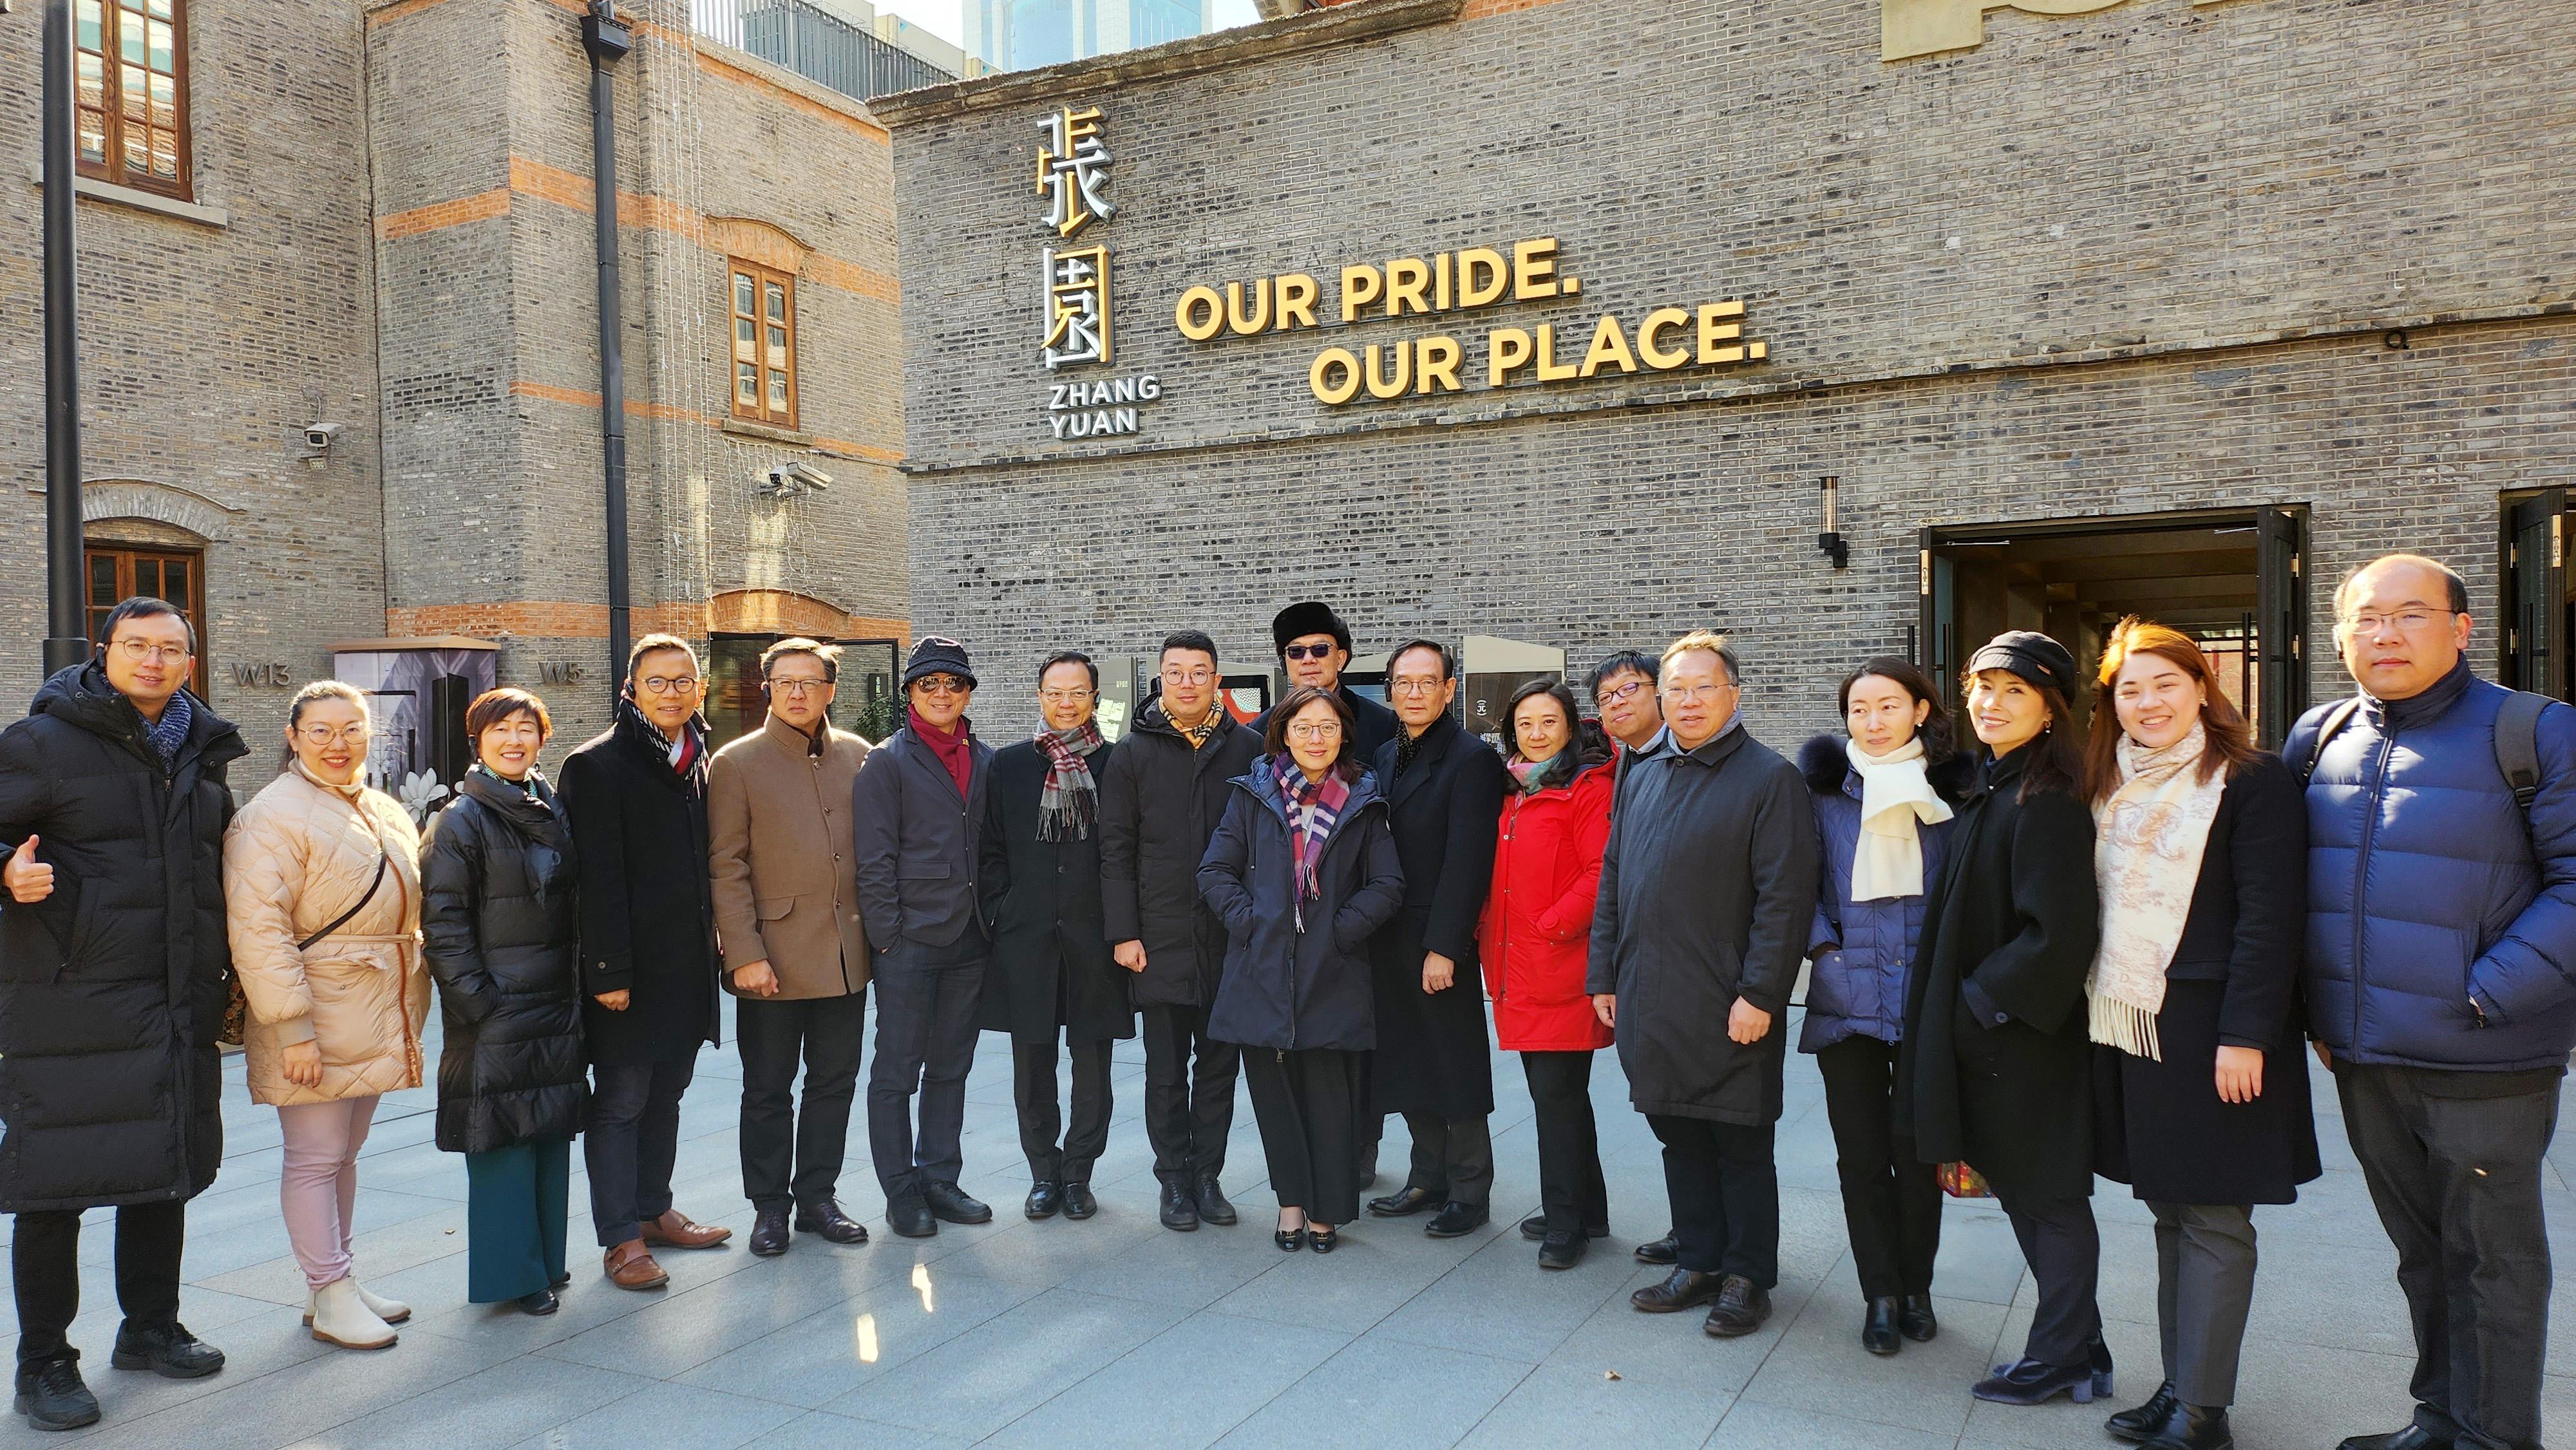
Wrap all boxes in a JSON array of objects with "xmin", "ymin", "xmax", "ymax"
[
  {"xmin": 40, "ymin": 0, "xmax": 90, "ymax": 675},
  {"xmin": 583, "ymin": 1, "xmax": 634, "ymax": 685}
]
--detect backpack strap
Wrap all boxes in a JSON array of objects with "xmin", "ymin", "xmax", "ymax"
[
  {"xmin": 2291, "ymin": 698, "xmax": 2364, "ymax": 784},
  {"xmin": 2495, "ymin": 690, "xmax": 2550, "ymax": 813}
]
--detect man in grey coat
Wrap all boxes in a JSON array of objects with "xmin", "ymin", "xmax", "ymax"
[{"xmin": 1587, "ymin": 632, "xmax": 1818, "ymax": 1340}]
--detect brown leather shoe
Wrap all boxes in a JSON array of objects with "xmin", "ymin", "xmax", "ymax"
[
  {"xmin": 640, "ymin": 1209, "xmax": 732, "ymax": 1250},
  {"xmin": 603, "ymin": 1239, "xmax": 669, "ymax": 1290}
]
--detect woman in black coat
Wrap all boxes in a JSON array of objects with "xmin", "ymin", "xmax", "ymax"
[
  {"xmin": 2083, "ymin": 621, "xmax": 2318, "ymax": 1450},
  {"xmin": 1198, "ymin": 687, "xmax": 1406, "ymax": 1252},
  {"xmin": 1897, "ymin": 631, "xmax": 2105, "ymax": 1408},
  {"xmin": 422, "ymin": 689, "xmax": 588, "ymax": 1315}
]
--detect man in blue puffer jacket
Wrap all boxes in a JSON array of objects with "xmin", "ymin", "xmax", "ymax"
[{"xmin": 2289, "ymin": 554, "xmax": 2576, "ymax": 1450}]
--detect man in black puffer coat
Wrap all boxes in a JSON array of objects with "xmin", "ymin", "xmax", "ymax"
[
  {"xmin": 0, "ymin": 599, "xmax": 242, "ymax": 1429},
  {"xmin": 421, "ymin": 686, "xmax": 589, "ymax": 1310}
]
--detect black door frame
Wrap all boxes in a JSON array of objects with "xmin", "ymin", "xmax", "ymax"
[{"xmin": 2501, "ymin": 488, "xmax": 2568, "ymax": 701}]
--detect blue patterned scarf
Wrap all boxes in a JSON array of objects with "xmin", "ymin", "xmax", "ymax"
[
  {"xmin": 144, "ymin": 689, "xmax": 193, "ymax": 769},
  {"xmin": 1273, "ymin": 757, "xmax": 1350, "ymax": 934}
]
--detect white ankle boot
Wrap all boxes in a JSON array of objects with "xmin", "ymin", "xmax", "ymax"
[
  {"xmin": 303, "ymin": 1277, "xmax": 410, "ymax": 1326},
  {"xmin": 308, "ymin": 1277, "xmax": 397, "ymax": 1350}
]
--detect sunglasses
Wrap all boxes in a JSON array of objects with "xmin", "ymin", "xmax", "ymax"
[
  {"xmin": 914, "ymin": 675, "xmax": 972, "ymax": 695},
  {"xmin": 1282, "ymin": 643, "xmax": 1338, "ymax": 662}
]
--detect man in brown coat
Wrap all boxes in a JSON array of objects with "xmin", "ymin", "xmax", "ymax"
[{"xmin": 708, "ymin": 639, "xmax": 873, "ymax": 1256}]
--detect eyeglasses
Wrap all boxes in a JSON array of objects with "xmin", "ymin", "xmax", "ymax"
[
  {"xmin": 914, "ymin": 675, "xmax": 971, "ymax": 695},
  {"xmin": 2344, "ymin": 608, "xmax": 2454, "ymax": 636},
  {"xmin": 1662, "ymin": 683, "xmax": 1734, "ymax": 703},
  {"xmin": 1388, "ymin": 677, "xmax": 1446, "ymax": 697},
  {"xmin": 1282, "ymin": 643, "xmax": 1338, "ymax": 662},
  {"xmin": 111, "ymin": 639, "xmax": 191, "ymax": 664},
  {"xmin": 1160, "ymin": 668, "xmax": 1215, "ymax": 686},
  {"xmin": 1595, "ymin": 679, "xmax": 1650, "ymax": 706},
  {"xmin": 1039, "ymin": 688, "xmax": 1096, "ymax": 705},
  {"xmin": 296, "ymin": 724, "xmax": 372, "ymax": 747},
  {"xmin": 639, "ymin": 674, "xmax": 700, "ymax": 695},
  {"xmin": 768, "ymin": 677, "xmax": 831, "ymax": 696},
  {"xmin": 1287, "ymin": 722, "xmax": 1342, "ymax": 742}
]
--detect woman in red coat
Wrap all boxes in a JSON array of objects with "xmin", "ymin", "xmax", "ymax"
[{"xmin": 1481, "ymin": 679, "xmax": 1617, "ymax": 1269}]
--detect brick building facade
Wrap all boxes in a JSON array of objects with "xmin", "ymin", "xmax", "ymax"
[
  {"xmin": 0, "ymin": 0, "xmax": 912, "ymax": 784},
  {"xmin": 879, "ymin": 0, "xmax": 2576, "ymax": 741}
]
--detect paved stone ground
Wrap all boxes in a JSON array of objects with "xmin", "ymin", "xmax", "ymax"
[{"xmin": 6, "ymin": 997, "xmax": 2573, "ymax": 1450}]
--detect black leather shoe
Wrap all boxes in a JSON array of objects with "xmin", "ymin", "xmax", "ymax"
[
  {"xmin": 1634, "ymin": 1232, "xmax": 1680, "ymax": 1265},
  {"xmin": 1275, "ymin": 1227, "xmax": 1308, "ymax": 1252},
  {"xmin": 1862, "ymin": 1296, "xmax": 1902, "ymax": 1355},
  {"xmin": 1307, "ymin": 1225, "xmax": 1340, "ymax": 1253},
  {"xmin": 1702, "ymin": 1276, "xmax": 1771, "ymax": 1337},
  {"xmin": 515, "ymin": 1288, "xmax": 560, "ymax": 1317},
  {"xmin": 924, "ymin": 1181, "xmax": 992, "ymax": 1225},
  {"xmin": 1899, "ymin": 1292, "xmax": 1938, "ymax": 1342},
  {"xmin": 1159, "ymin": 1180, "xmax": 1200, "ymax": 1230},
  {"xmin": 2143, "ymin": 1403, "xmax": 2233, "ymax": 1450},
  {"xmin": 1630, "ymin": 1266, "xmax": 1724, "ymax": 1313},
  {"xmin": 1425, "ymin": 1201, "xmax": 1488, "ymax": 1238},
  {"xmin": 14, "ymin": 1356, "xmax": 99, "ymax": 1431},
  {"xmin": 1194, "ymin": 1174, "xmax": 1238, "ymax": 1227},
  {"xmin": 1537, "ymin": 1230, "xmax": 1585, "ymax": 1270},
  {"xmin": 1061, "ymin": 1182, "xmax": 1098, "ymax": 1219},
  {"xmin": 1521, "ymin": 1214, "xmax": 1608, "ymax": 1241},
  {"xmin": 2337, "ymin": 1429, "xmax": 2454, "ymax": 1450},
  {"xmin": 1025, "ymin": 1181, "xmax": 1063, "ymax": 1220},
  {"xmin": 108, "ymin": 1322, "xmax": 224, "ymax": 1379},
  {"xmin": 2109, "ymin": 1381, "xmax": 2180, "ymax": 1444},
  {"xmin": 1368, "ymin": 1185, "xmax": 1443, "ymax": 1218},
  {"xmin": 795, "ymin": 1198, "xmax": 871, "ymax": 1245},
  {"xmin": 748, "ymin": 1205, "xmax": 791, "ymax": 1256},
  {"xmin": 887, "ymin": 1192, "xmax": 938, "ymax": 1239}
]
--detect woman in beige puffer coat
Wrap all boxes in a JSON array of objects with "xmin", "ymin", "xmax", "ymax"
[{"xmin": 222, "ymin": 681, "xmax": 426, "ymax": 1351}]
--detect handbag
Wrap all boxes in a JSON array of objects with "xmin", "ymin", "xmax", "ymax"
[
  {"xmin": 222, "ymin": 851, "xmax": 390, "ymax": 1047},
  {"xmin": 1937, "ymin": 1160, "xmax": 1992, "ymax": 1199}
]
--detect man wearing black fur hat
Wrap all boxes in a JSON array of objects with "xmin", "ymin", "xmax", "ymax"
[{"xmin": 1251, "ymin": 601, "xmax": 1400, "ymax": 763}]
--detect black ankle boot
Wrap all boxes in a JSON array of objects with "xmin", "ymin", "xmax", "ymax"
[{"xmin": 1861, "ymin": 1296, "xmax": 1902, "ymax": 1355}]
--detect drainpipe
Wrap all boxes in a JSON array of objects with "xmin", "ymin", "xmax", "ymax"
[
  {"xmin": 582, "ymin": 1, "xmax": 634, "ymax": 684},
  {"xmin": 40, "ymin": 0, "xmax": 89, "ymax": 677}
]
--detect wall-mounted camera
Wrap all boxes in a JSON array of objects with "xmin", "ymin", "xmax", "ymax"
[
  {"xmin": 303, "ymin": 422, "xmax": 345, "ymax": 452},
  {"xmin": 758, "ymin": 459, "xmax": 833, "ymax": 497}
]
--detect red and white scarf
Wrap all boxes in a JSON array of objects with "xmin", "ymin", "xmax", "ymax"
[{"xmin": 1034, "ymin": 721, "xmax": 1104, "ymax": 841}]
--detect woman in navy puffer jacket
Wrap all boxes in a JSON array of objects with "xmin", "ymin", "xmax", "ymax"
[{"xmin": 1799, "ymin": 657, "xmax": 1972, "ymax": 1357}]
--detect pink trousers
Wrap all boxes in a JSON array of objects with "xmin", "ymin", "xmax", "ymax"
[{"xmin": 276, "ymin": 1096, "xmax": 379, "ymax": 1290}]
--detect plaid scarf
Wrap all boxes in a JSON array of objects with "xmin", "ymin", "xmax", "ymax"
[
  {"xmin": 1273, "ymin": 757, "xmax": 1350, "ymax": 934},
  {"xmin": 1034, "ymin": 721, "xmax": 1104, "ymax": 841},
  {"xmin": 1166, "ymin": 704, "xmax": 1221, "ymax": 750},
  {"xmin": 143, "ymin": 688, "xmax": 194, "ymax": 769}
]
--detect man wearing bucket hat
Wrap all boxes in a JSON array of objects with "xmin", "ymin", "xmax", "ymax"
[{"xmin": 853, "ymin": 637, "xmax": 998, "ymax": 1239}]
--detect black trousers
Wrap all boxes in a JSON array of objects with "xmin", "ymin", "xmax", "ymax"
[
  {"xmin": 1814, "ymin": 1035, "xmax": 1943, "ymax": 1299},
  {"xmin": 1645, "ymin": 1113, "xmax": 1779, "ymax": 1287},
  {"xmin": 1243, "ymin": 1047, "xmax": 1368, "ymax": 1227},
  {"xmin": 867, "ymin": 946, "xmax": 985, "ymax": 1199},
  {"xmin": 1521, "ymin": 1051, "xmax": 1607, "ymax": 1236},
  {"xmin": 1015, "ymin": 1035, "xmax": 1113, "ymax": 1183},
  {"xmin": 585, "ymin": 1058, "xmax": 696, "ymax": 1248},
  {"xmin": 737, "ymin": 991, "xmax": 867, "ymax": 1212},
  {"xmin": 2339, "ymin": 1062, "xmax": 2559, "ymax": 1450},
  {"xmin": 1999, "ymin": 1190, "xmax": 2103, "ymax": 1368},
  {"xmin": 13, "ymin": 1200, "xmax": 185, "ymax": 1365},
  {"xmin": 1401, "ymin": 1111, "xmax": 1495, "ymax": 1209},
  {"xmin": 1139, "ymin": 1003, "xmax": 1238, "ymax": 1186}
]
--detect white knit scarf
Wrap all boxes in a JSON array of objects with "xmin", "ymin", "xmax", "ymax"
[
  {"xmin": 2087, "ymin": 722, "xmax": 2228, "ymax": 1059},
  {"xmin": 1844, "ymin": 737, "xmax": 1952, "ymax": 901}
]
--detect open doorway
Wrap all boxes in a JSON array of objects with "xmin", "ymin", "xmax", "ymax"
[
  {"xmin": 2501, "ymin": 489, "xmax": 2571, "ymax": 702},
  {"xmin": 1918, "ymin": 507, "xmax": 2307, "ymax": 747}
]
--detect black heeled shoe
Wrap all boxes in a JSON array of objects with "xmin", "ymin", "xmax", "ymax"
[
  {"xmin": 1274, "ymin": 1227, "xmax": 1308, "ymax": 1252},
  {"xmin": 1307, "ymin": 1225, "xmax": 1340, "ymax": 1253}
]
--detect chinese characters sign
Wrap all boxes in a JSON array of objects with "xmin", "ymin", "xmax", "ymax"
[{"xmin": 1038, "ymin": 106, "xmax": 1114, "ymax": 371}]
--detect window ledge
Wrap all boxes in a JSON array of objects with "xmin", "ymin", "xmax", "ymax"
[
  {"xmin": 720, "ymin": 416, "xmax": 814, "ymax": 448},
  {"xmin": 27, "ymin": 169, "xmax": 229, "ymax": 228}
]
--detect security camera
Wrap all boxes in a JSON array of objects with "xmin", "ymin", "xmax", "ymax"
[
  {"xmin": 759, "ymin": 460, "xmax": 834, "ymax": 496},
  {"xmin": 303, "ymin": 422, "xmax": 344, "ymax": 451}
]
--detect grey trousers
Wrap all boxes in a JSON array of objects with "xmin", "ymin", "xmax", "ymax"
[
  {"xmin": 2149, "ymin": 1201, "xmax": 2257, "ymax": 1406},
  {"xmin": 1403, "ymin": 1111, "xmax": 1495, "ymax": 1209}
]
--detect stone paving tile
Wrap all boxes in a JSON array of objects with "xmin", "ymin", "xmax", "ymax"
[
  {"xmin": 819, "ymin": 1288, "xmax": 1192, "ymax": 1439},
  {"xmin": 1456, "ymin": 1361, "xmax": 1735, "ymax": 1450},
  {"xmin": 978, "ymin": 1309, "xmax": 1347, "ymax": 1450},
  {"xmin": 1209, "ymin": 1335, "xmax": 1537, "ymax": 1450},
  {"xmin": 502, "ymin": 1381, "xmax": 803, "ymax": 1450}
]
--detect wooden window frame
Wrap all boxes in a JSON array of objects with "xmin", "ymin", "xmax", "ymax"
[
  {"xmin": 84, "ymin": 541, "xmax": 209, "ymax": 696},
  {"xmin": 728, "ymin": 259, "xmax": 800, "ymax": 431},
  {"xmin": 74, "ymin": 0, "xmax": 194, "ymax": 201}
]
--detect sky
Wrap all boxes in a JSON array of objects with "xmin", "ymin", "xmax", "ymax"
[{"xmin": 874, "ymin": 0, "xmax": 1265, "ymax": 50}]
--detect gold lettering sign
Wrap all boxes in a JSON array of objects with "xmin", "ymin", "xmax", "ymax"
[{"xmin": 1884, "ymin": 0, "xmax": 2235, "ymax": 62}]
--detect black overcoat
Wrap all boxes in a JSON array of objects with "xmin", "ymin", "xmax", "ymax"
[
  {"xmin": 1583, "ymin": 724, "xmax": 1817, "ymax": 1127},
  {"xmin": 559, "ymin": 711, "xmax": 721, "ymax": 1065},
  {"xmin": 0, "ymin": 663, "xmax": 243, "ymax": 1211},
  {"xmin": 421, "ymin": 769, "xmax": 589, "ymax": 1153},
  {"xmin": 976, "ymin": 739, "xmax": 1136, "ymax": 1044},
  {"xmin": 1897, "ymin": 744, "xmax": 2102, "ymax": 1201},
  {"xmin": 1097, "ymin": 703, "xmax": 1262, "ymax": 1008},
  {"xmin": 1368, "ymin": 713, "xmax": 1508, "ymax": 1118},
  {"xmin": 1197, "ymin": 766, "xmax": 1406, "ymax": 1052}
]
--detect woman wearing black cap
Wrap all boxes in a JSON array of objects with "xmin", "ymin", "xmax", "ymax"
[{"xmin": 1896, "ymin": 630, "xmax": 2108, "ymax": 1408}]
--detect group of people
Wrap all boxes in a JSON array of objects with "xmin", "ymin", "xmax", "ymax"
[{"xmin": 0, "ymin": 555, "xmax": 2563, "ymax": 1450}]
